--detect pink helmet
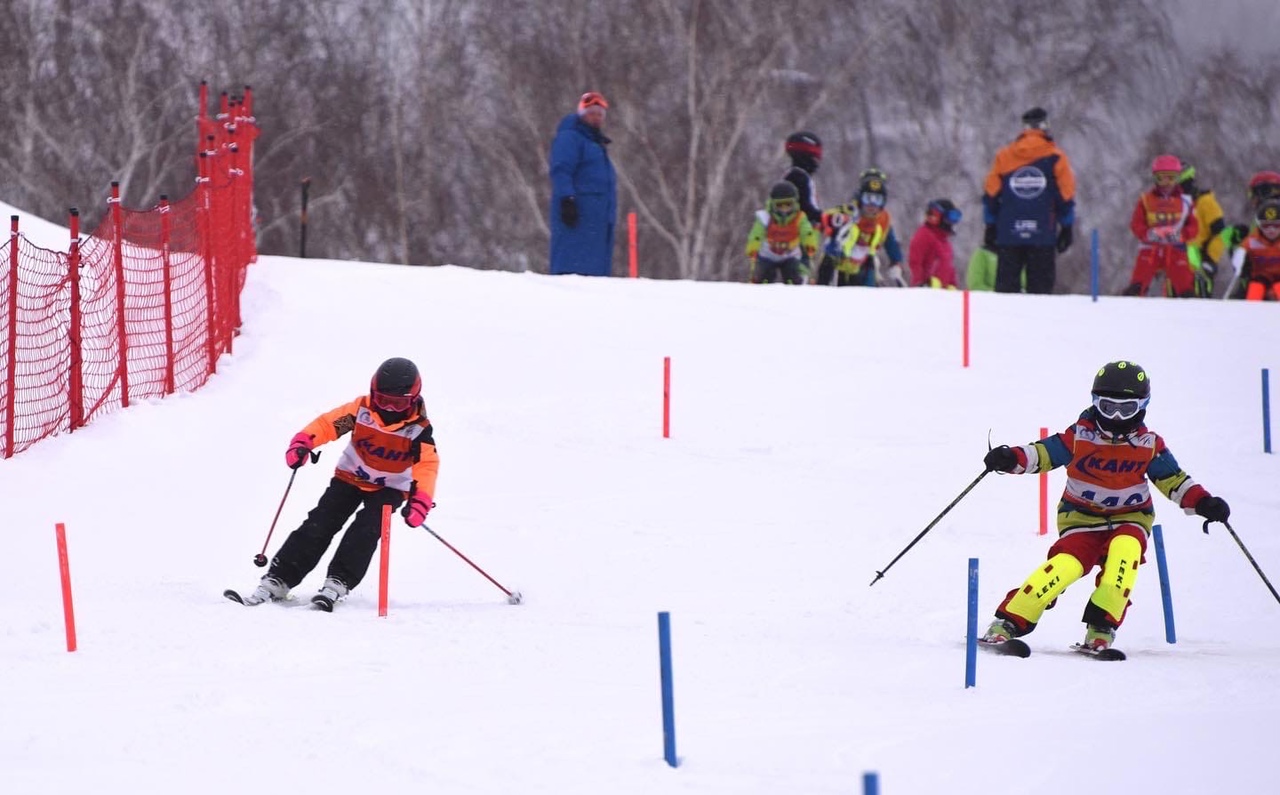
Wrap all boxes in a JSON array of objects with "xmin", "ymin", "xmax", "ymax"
[{"xmin": 1151, "ymin": 154, "xmax": 1183, "ymax": 175}]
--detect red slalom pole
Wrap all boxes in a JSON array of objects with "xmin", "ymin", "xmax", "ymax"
[
  {"xmin": 1038, "ymin": 426, "xmax": 1048, "ymax": 536},
  {"xmin": 962, "ymin": 290, "xmax": 971, "ymax": 368},
  {"xmin": 663, "ymin": 356, "xmax": 671, "ymax": 438},
  {"xmin": 56, "ymin": 523, "xmax": 77, "ymax": 652},
  {"xmin": 378, "ymin": 504, "xmax": 391, "ymax": 617},
  {"xmin": 628, "ymin": 212, "xmax": 638, "ymax": 278}
]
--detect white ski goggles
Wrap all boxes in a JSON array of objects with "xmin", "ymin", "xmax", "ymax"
[
  {"xmin": 860, "ymin": 192, "xmax": 886, "ymax": 208},
  {"xmin": 1093, "ymin": 394, "xmax": 1148, "ymax": 420}
]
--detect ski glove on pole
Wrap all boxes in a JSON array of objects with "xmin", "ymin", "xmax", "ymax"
[
  {"xmin": 402, "ymin": 492, "xmax": 434, "ymax": 527},
  {"xmin": 1195, "ymin": 495, "xmax": 1230, "ymax": 524},
  {"xmin": 560, "ymin": 196, "xmax": 579, "ymax": 228},
  {"xmin": 983, "ymin": 445, "xmax": 1019, "ymax": 473},
  {"xmin": 285, "ymin": 432, "xmax": 315, "ymax": 470}
]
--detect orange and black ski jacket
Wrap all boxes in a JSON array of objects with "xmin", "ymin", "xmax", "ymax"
[
  {"xmin": 982, "ymin": 129, "xmax": 1076, "ymax": 248},
  {"xmin": 299, "ymin": 396, "xmax": 439, "ymax": 498}
]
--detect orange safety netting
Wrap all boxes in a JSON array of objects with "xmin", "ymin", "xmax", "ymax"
[{"xmin": 1, "ymin": 83, "xmax": 258, "ymax": 458}]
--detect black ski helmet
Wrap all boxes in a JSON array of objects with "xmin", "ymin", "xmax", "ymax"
[
  {"xmin": 784, "ymin": 131, "xmax": 822, "ymax": 173},
  {"xmin": 784, "ymin": 131, "xmax": 822, "ymax": 160},
  {"xmin": 371, "ymin": 357, "xmax": 421, "ymax": 398},
  {"xmin": 769, "ymin": 181, "xmax": 799, "ymax": 202},
  {"xmin": 1090, "ymin": 361, "xmax": 1149, "ymax": 435},
  {"xmin": 858, "ymin": 168, "xmax": 889, "ymax": 199}
]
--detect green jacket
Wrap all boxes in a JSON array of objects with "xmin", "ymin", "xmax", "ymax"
[
  {"xmin": 966, "ymin": 247, "xmax": 1026, "ymax": 290},
  {"xmin": 966, "ymin": 248, "xmax": 998, "ymax": 290}
]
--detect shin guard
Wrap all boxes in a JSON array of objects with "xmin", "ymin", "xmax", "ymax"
[
  {"xmin": 1000, "ymin": 553, "xmax": 1085, "ymax": 629},
  {"xmin": 1083, "ymin": 534, "xmax": 1143, "ymax": 628}
]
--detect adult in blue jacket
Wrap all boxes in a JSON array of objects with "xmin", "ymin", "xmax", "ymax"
[{"xmin": 548, "ymin": 92, "xmax": 618, "ymax": 276}]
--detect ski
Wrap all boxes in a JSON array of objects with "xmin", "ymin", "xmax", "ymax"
[
  {"xmin": 224, "ymin": 588, "xmax": 263, "ymax": 606},
  {"xmin": 224, "ymin": 589, "xmax": 305, "ymax": 607},
  {"xmin": 1070, "ymin": 643, "xmax": 1127, "ymax": 661},
  {"xmin": 977, "ymin": 638, "xmax": 1031, "ymax": 658},
  {"xmin": 311, "ymin": 593, "xmax": 336, "ymax": 612}
]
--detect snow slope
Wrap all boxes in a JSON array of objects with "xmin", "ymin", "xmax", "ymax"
[{"xmin": 3, "ymin": 225, "xmax": 1279, "ymax": 793}]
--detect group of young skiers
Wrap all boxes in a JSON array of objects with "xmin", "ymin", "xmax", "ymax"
[
  {"xmin": 746, "ymin": 121, "xmax": 1280, "ymax": 301},
  {"xmin": 746, "ymin": 131, "xmax": 961, "ymax": 289}
]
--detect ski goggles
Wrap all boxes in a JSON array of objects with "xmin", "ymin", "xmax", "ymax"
[
  {"xmin": 771, "ymin": 200, "xmax": 798, "ymax": 215},
  {"xmin": 371, "ymin": 390, "xmax": 415, "ymax": 413},
  {"xmin": 1092, "ymin": 394, "xmax": 1148, "ymax": 420},
  {"xmin": 860, "ymin": 192, "xmax": 886, "ymax": 208},
  {"xmin": 1153, "ymin": 171, "xmax": 1180, "ymax": 186}
]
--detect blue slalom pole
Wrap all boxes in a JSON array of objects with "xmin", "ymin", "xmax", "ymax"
[
  {"xmin": 966, "ymin": 557, "xmax": 978, "ymax": 688},
  {"xmin": 863, "ymin": 771, "xmax": 880, "ymax": 795},
  {"xmin": 1090, "ymin": 228, "xmax": 1100, "ymax": 302},
  {"xmin": 1264, "ymin": 368, "xmax": 1272, "ymax": 454},
  {"xmin": 1152, "ymin": 524, "xmax": 1176, "ymax": 643},
  {"xmin": 658, "ymin": 611, "xmax": 678, "ymax": 767}
]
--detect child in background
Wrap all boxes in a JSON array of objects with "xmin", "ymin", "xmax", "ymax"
[
  {"xmin": 909, "ymin": 199, "xmax": 961, "ymax": 288},
  {"xmin": 1235, "ymin": 200, "xmax": 1280, "ymax": 301},
  {"xmin": 1124, "ymin": 154, "xmax": 1199, "ymax": 297},
  {"xmin": 746, "ymin": 181, "xmax": 819, "ymax": 284},
  {"xmin": 817, "ymin": 169, "xmax": 906, "ymax": 287}
]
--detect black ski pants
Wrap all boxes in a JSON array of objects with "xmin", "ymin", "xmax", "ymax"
[
  {"xmin": 269, "ymin": 478, "xmax": 404, "ymax": 591},
  {"xmin": 996, "ymin": 245, "xmax": 1056, "ymax": 294}
]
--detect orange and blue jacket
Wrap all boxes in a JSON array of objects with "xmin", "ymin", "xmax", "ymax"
[
  {"xmin": 300, "ymin": 396, "xmax": 439, "ymax": 498},
  {"xmin": 1002, "ymin": 410, "xmax": 1210, "ymax": 537},
  {"xmin": 982, "ymin": 129, "xmax": 1076, "ymax": 248}
]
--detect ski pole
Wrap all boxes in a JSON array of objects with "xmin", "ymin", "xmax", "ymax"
[
  {"xmin": 1207, "ymin": 519, "xmax": 1280, "ymax": 605},
  {"xmin": 253, "ymin": 450, "xmax": 320, "ymax": 567},
  {"xmin": 870, "ymin": 469, "xmax": 990, "ymax": 586},
  {"xmin": 423, "ymin": 525, "xmax": 523, "ymax": 605}
]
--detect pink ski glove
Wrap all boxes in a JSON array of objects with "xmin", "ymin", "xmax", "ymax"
[
  {"xmin": 402, "ymin": 492, "xmax": 434, "ymax": 527},
  {"xmin": 285, "ymin": 432, "xmax": 315, "ymax": 469}
]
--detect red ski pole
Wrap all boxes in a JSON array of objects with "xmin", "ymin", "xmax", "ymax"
[
  {"xmin": 423, "ymin": 526, "xmax": 522, "ymax": 605},
  {"xmin": 253, "ymin": 450, "xmax": 319, "ymax": 567}
]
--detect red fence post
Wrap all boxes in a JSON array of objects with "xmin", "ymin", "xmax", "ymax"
[
  {"xmin": 110, "ymin": 182, "xmax": 129, "ymax": 408},
  {"xmin": 159, "ymin": 195, "xmax": 175, "ymax": 394},
  {"xmin": 68, "ymin": 209, "xmax": 84, "ymax": 431},
  {"xmin": 198, "ymin": 151, "xmax": 217, "ymax": 376},
  {"xmin": 4, "ymin": 216, "xmax": 18, "ymax": 458}
]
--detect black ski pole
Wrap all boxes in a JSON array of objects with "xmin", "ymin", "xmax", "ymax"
[
  {"xmin": 423, "ymin": 525, "xmax": 523, "ymax": 605},
  {"xmin": 1206, "ymin": 519, "xmax": 1280, "ymax": 605},
  {"xmin": 870, "ymin": 469, "xmax": 990, "ymax": 586},
  {"xmin": 252, "ymin": 450, "xmax": 319, "ymax": 567}
]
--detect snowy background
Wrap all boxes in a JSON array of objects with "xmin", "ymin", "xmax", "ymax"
[{"xmin": 3, "ymin": 199, "xmax": 1279, "ymax": 794}]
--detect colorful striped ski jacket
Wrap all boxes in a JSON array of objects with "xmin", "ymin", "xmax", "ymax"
[{"xmin": 1003, "ymin": 410, "xmax": 1209, "ymax": 537}]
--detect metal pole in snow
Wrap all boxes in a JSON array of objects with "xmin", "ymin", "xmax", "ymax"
[
  {"xmin": 966, "ymin": 557, "xmax": 978, "ymax": 688},
  {"xmin": 658, "ymin": 611, "xmax": 678, "ymax": 767},
  {"xmin": 1152, "ymin": 524, "xmax": 1176, "ymax": 643}
]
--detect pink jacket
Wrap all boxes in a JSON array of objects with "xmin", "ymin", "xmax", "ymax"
[{"xmin": 909, "ymin": 223, "xmax": 957, "ymax": 288}]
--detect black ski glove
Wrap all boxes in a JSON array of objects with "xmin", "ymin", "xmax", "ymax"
[
  {"xmin": 984, "ymin": 445, "xmax": 1019, "ymax": 473},
  {"xmin": 560, "ymin": 196, "xmax": 579, "ymax": 228},
  {"xmin": 983, "ymin": 224, "xmax": 998, "ymax": 251},
  {"xmin": 1056, "ymin": 224, "xmax": 1074, "ymax": 254},
  {"xmin": 1195, "ymin": 495, "xmax": 1230, "ymax": 525}
]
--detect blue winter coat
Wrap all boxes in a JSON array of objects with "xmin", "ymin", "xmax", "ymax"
[{"xmin": 549, "ymin": 113, "xmax": 617, "ymax": 276}]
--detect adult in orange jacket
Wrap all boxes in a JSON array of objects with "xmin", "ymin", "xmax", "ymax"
[
  {"xmin": 1124, "ymin": 155, "xmax": 1199, "ymax": 297},
  {"xmin": 981, "ymin": 107, "xmax": 1076, "ymax": 294},
  {"xmin": 239, "ymin": 357, "xmax": 440, "ymax": 610}
]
